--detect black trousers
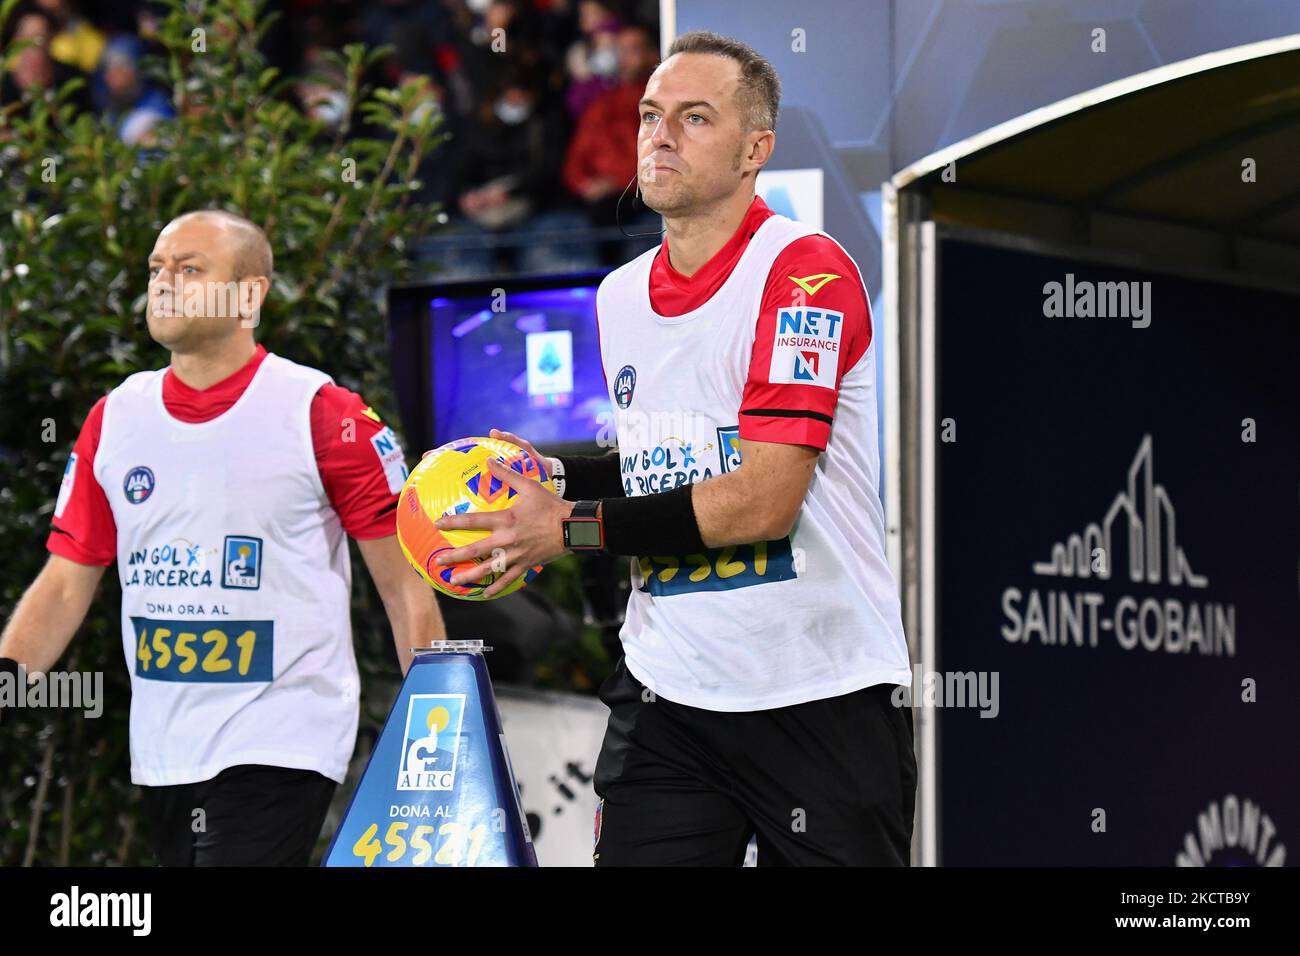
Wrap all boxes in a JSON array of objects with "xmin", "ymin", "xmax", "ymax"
[
  {"xmin": 593, "ymin": 658, "xmax": 917, "ymax": 866},
  {"xmin": 140, "ymin": 764, "xmax": 337, "ymax": 866}
]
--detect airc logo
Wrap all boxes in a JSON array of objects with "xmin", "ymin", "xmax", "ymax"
[{"xmin": 397, "ymin": 694, "xmax": 467, "ymax": 791}]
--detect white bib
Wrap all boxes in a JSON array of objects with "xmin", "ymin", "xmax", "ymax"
[
  {"xmin": 95, "ymin": 353, "xmax": 357, "ymax": 785},
  {"xmin": 597, "ymin": 214, "xmax": 912, "ymax": 711}
]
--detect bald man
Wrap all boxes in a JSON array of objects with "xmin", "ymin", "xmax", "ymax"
[{"xmin": 0, "ymin": 210, "xmax": 446, "ymax": 866}]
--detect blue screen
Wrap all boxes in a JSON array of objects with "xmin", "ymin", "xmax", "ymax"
[{"xmin": 429, "ymin": 285, "xmax": 611, "ymax": 448}]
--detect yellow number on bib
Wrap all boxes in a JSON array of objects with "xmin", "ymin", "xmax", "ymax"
[
  {"xmin": 234, "ymin": 630, "xmax": 255, "ymax": 676},
  {"xmin": 151, "ymin": 628, "xmax": 173, "ymax": 669},
  {"xmin": 201, "ymin": 630, "xmax": 231, "ymax": 672},
  {"xmin": 136, "ymin": 627, "xmax": 152, "ymax": 671},
  {"xmin": 716, "ymin": 546, "xmax": 745, "ymax": 579},
  {"xmin": 686, "ymin": 553, "xmax": 712, "ymax": 582},
  {"xmin": 174, "ymin": 632, "xmax": 198, "ymax": 673},
  {"xmin": 651, "ymin": 555, "xmax": 679, "ymax": 583}
]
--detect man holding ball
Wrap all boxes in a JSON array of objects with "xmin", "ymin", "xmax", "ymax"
[{"xmin": 432, "ymin": 32, "xmax": 915, "ymax": 866}]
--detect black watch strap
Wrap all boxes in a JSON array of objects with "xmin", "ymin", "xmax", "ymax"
[{"xmin": 569, "ymin": 500, "xmax": 599, "ymax": 519}]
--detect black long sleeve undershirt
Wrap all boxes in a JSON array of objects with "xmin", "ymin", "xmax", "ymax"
[{"xmin": 554, "ymin": 449, "xmax": 626, "ymax": 500}]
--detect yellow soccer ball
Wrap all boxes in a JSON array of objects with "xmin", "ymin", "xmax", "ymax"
[{"xmin": 396, "ymin": 436, "xmax": 554, "ymax": 600}]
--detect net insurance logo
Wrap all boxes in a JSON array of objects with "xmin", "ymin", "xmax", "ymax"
[
  {"xmin": 397, "ymin": 694, "xmax": 467, "ymax": 791},
  {"xmin": 1001, "ymin": 435, "xmax": 1236, "ymax": 655},
  {"xmin": 768, "ymin": 304, "xmax": 842, "ymax": 389}
]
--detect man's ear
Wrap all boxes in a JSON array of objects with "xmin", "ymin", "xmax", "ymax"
[
  {"xmin": 239, "ymin": 275, "xmax": 270, "ymax": 329},
  {"xmin": 746, "ymin": 129, "xmax": 775, "ymax": 174}
]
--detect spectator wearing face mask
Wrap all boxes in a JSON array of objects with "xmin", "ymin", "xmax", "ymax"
[
  {"xmin": 455, "ymin": 67, "xmax": 559, "ymax": 232},
  {"xmin": 564, "ymin": 0, "xmax": 623, "ymax": 120},
  {"xmin": 442, "ymin": 63, "xmax": 597, "ymax": 276},
  {"xmin": 457, "ymin": 0, "xmax": 556, "ymax": 107},
  {"xmin": 293, "ymin": 48, "xmax": 349, "ymax": 132},
  {"xmin": 562, "ymin": 21, "xmax": 659, "ymax": 225}
]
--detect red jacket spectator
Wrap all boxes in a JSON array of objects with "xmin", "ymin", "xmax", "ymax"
[{"xmin": 562, "ymin": 81, "xmax": 642, "ymax": 201}]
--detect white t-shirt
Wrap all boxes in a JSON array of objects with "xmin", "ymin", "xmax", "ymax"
[{"xmin": 596, "ymin": 209, "xmax": 912, "ymax": 711}]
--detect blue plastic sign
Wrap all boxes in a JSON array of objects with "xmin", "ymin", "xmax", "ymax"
[{"xmin": 323, "ymin": 644, "xmax": 537, "ymax": 867}]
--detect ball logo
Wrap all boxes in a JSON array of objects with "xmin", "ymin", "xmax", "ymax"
[
  {"xmin": 614, "ymin": 364, "xmax": 637, "ymax": 409},
  {"xmin": 123, "ymin": 466, "xmax": 155, "ymax": 504}
]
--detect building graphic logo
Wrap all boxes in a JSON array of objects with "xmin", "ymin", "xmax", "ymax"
[{"xmin": 1032, "ymin": 435, "xmax": 1206, "ymax": 587}]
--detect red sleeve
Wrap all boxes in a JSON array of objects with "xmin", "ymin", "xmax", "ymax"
[
  {"xmin": 47, "ymin": 395, "xmax": 117, "ymax": 566},
  {"xmin": 738, "ymin": 235, "xmax": 871, "ymax": 452},
  {"xmin": 311, "ymin": 386, "xmax": 407, "ymax": 540}
]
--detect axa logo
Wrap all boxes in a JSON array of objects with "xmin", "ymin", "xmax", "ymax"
[
  {"xmin": 787, "ymin": 273, "xmax": 840, "ymax": 297},
  {"xmin": 397, "ymin": 694, "xmax": 467, "ymax": 791}
]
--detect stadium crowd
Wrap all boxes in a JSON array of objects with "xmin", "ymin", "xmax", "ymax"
[{"xmin": 0, "ymin": 0, "xmax": 663, "ymax": 275}]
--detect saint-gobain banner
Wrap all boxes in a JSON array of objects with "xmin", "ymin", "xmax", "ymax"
[{"xmin": 932, "ymin": 236, "xmax": 1298, "ymax": 865}]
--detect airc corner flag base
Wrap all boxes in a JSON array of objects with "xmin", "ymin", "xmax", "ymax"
[{"xmin": 322, "ymin": 644, "xmax": 536, "ymax": 867}]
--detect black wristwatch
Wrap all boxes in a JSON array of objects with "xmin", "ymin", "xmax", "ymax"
[{"xmin": 562, "ymin": 500, "xmax": 604, "ymax": 551}]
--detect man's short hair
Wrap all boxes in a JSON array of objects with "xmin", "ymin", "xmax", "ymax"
[
  {"xmin": 171, "ymin": 210, "xmax": 273, "ymax": 279},
  {"xmin": 665, "ymin": 30, "xmax": 781, "ymax": 132}
]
